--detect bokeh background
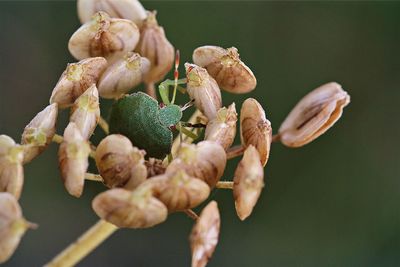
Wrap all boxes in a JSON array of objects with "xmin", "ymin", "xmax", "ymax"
[{"xmin": 1, "ymin": 1, "xmax": 400, "ymax": 266}]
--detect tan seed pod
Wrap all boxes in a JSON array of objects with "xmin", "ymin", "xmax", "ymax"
[
  {"xmin": 92, "ymin": 187, "xmax": 168, "ymax": 228},
  {"xmin": 233, "ymin": 145, "xmax": 264, "ymax": 221},
  {"xmin": 95, "ymin": 134, "xmax": 147, "ymax": 190},
  {"xmin": 77, "ymin": 0, "xmax": 147, "ymax": 27},
  {"xmin": 190, "ymin": 201, "xmax": 220, "ymax": 267},
  {"xmin": 167, "ymin": 141, "xmax": 226, "ymax": 188},
  {"xmin": 69, "ymin": 84, "xmax": 100, "ymax": 140},
  {"xmin": 58, "ymin": 123, "xmax": 91, "ymax": 197},
  {"xmin": 136, "ymin": 11, "xmax": 174, "ymax": 84},
  {"xmin": 0, "ymin": 192, "xmax": 36, "ymax": 264},
  {"xmin": 205, "ymin": 103, "xmax": 237, "ymax": 150},
  {"xmin": 98, "ymin": 52, "xmax": 150, "ymax": 99},
  {"xmin": 21, "ymin": 103, "xmax": 58, "ymax": 163},
  {"xmin": 240, "ymin": 98, "xmax": 272, "ymax": 166},
  {"xmin": 68, "ymin": 12, "xmax": 140, "ymax": 61},
  {"xmin": 185, "ymin": 63, "xmax": 222, "ymax": 120},
  {"xmin": 50, "ymin": 57, "xmax": 107, "ymax": 108},
  {"xmin": 0, "ymin": 136, "xmax": 24, "ymax": 199},
  {"xmin": 278, "ymin": 82, "xmax": 350, "ymax": 148},
  {"xmin": 193, "ymin": 46, "xmax": 257, "ymax": 94}
]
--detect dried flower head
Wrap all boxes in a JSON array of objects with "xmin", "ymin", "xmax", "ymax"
[
  {"xmin": 278, "ymin": 82, "xmax": 350, "ymax": 148},
  {"xmin": 240, "ymin": 98, "xmax": 272, "ymax": 166},
  {"xmin": 69, "ymin": 84, "xmax": 100, "ymax": 140},
  {"xmin": 185, "ymin": 63, "xmax": 222, "ymax": 120},
  {"xmin": 92, "ymin": 186, "xmax": 168, "ymax": 228},
  {"xmin": 98, "ymin": 52, "xmax": 150, "ymax": 99},
  {"xmin": 0, "ymin": 136, "xmax": 24, "ymax": 199},
  {"xmin": 77, "ymin": 0, "xmax": 147, "ymax": 27},
  {"xmin": 193, "ymin": 46, "xmax": 257, "ymax": 94},
  {"xmin": 95, "ymin": 134, "xmax": 147, "ymax": 190},
  {"xmin": 68, "ymin": 11, "xmax": 140, "ymax": 61},
  {"xmin": 58, "ymin": 123, "xmax": 91, "ymax": 197},
  {"xmin": 167, "ymin": 141, "xmax": 226, "ymax": 188},
  {"xmin": 50, "ymin": 57, "xmax": 107, "ymax": 108},
  {"xmin": 205, "ymin": 103, "xmax": 237, "ymax": 150},
  {"xmin": 233, "ymin": 145, "xmax": 264, "ymax": 221},
  {"xmin": 190, "ymin": 201, "xmax": 220, "ymax": 267},
  {"xmin": 136, "ymin": 11, "xmax": 174, "ymax": 84},
  {"xmin": 21, "ymin": 103, "xmax": 58, "ymax": 163}
]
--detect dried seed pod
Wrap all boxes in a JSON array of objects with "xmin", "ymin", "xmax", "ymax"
[
  {"xmin": 50, "ymin": 57, "xmax": 107, "ymax": 108},
  {"xmin": 205, "ymin": 103, "xmax": 237, "ymax": 150},
  {"xmin": 58, "ymin": 123, "xmax": 91, "ymax": 197},
  {"xmin": 233, "ymin": 145, "xmax": 264, "ymax": 221},
  {"xmin": 68, "ymin": 12, "xmax": 140, "ymax": 61},
  {"xmin": 167, "ymin": 141, "xmax": 226, "ymax": 188},
  {"xmin": 185, "ymin": 63, "xmax": 222, "ymax": 120},
  {"xmin": 92, "ymin": 187, "xmax": 168, "ymax": 228},
  {"xmin": 193, "ymin": 46, "xmax": 257, "ymax": 94},
  {"xmin": 98, "ymin": 52, "xmax": 150, "ymax": 99},
  {"xmin": 0, "ymin": 192, "xmax": 36, "ymax": 264},
  {"xmin": 190, "ymin": 201, "xmax": 220, "ymax": 267},
  {"xmin": 278, "ymin": 82, "xmax": 350, "ymax": 147},
  {"xmin": 21, "ymin": 103, "xmax": 58, "ymax": 163},
  {"xmin": 95, "ymin": 134, "xmax": 147, "ymax": 189},
  {"xmin": 0, "ymin": 136, "xmax": 24, "ymax": 199},
  {"xmin": 144, "ymin": 170, "xmax": 210, "ymax": 212},
  {"xmin": 77, "ymin": 0, "xmax": 147, "ymax": 27},
  {"xmin": 69, "ymin": 85, "xmax": 100, "ymax": 140},
  {"xmin": 240, "ymin": 98, "xmax": 272, "ymax": 166},
  {"xmin": 136, "ymin": 11, "xmax": 174, "ymax": 84}
]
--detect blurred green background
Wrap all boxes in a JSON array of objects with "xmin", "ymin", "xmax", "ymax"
[{"xmin": 1, "ymin": 1, "xmax": 400, "ymax": 266}]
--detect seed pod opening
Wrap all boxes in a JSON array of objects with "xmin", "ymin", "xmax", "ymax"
[
  {"xmin": 240, "ymin": 98, "xmax": 272, "ymax": 166},
  {"xmin": 278, "ymin": 82, "xmax": 350, "ymax": 148},
  {"xmin": 193, "ymin": 45, "xmax": 257, "ymax": 94}
]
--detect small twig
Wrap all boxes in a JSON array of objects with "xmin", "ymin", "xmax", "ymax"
[
  {"xmin": 98, "ymin": 116, "xmax": 109, "ymax": 135},
  {"xmin": 146, "ymin": 82, "xmax": 157, "ymax": 100},
  {"xmin": 215, "ymin": 181, "xmax": 234, "ymax": 189},
  {"xmin": 85, "ymin": 173, "xmax": 103, "ymax": 182},
  {"xmin": 226, "ymin": 145, "xmax": 245, "ymax": 160},
  {"xmin": 272, "ymin": 133, "xmax": 281, "ymax": 143},
  {"xmin": 52, "ymin": 134, "xmax": 64, "ymax": 144},
  {"xmin": 184, "ymin": 209, "xmax": 199, "ymax": 220}
]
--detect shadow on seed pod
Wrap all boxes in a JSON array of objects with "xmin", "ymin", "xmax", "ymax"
[
  {"xmin": 240, "ymin": 98, "xmax": 272, "ymax": 166},
  {"xmin": 68, "ymin": 12, "xmax": 140, "ymax": 61},
  {"xmin": 0, "ymin": 135, "xmax": 24, "ymax": 199},
  {"xmin": 21, "ymin": 103, "xmax": 58, "ymax": 163},
  {"xmin": 185, "ymin": 63, "xmax": 222, "ymax": 120},
  {"xmin": 95, "ymin": 134, "xmax": 147, "ymax": 190},
  {"xmin": 190, "ymin": 201, "xmax": 220, "ymax": 267},
  {"xmin": 233, "ymin": 145, "xmax": 264, "ymax": 221},
  {"xmin": 50, "ymin": 57, "xmax": 107, "ymax": 108},
  {"xmin": 58, "ymin": 123, "xmax": 91, "ymax": 198},
  {"xmin": 193, "ymin": 45, "xmax": 257, "ymax": 94},
  {"xmin": 278, "ymin": 82, "xmax": 350, "ymax": 148}
]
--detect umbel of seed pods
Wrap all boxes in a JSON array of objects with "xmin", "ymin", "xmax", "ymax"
[{"xmin": 0, "ymin": 0, "xmax": 351, "ymax": 265}]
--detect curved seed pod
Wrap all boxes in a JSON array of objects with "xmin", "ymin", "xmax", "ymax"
[
  {"xmin": 193, "ymin": 46, "xmax": 257, "ymax": 94},
  {"xmin": 77, "ymin": 0, "xmax": 147, "ymax": 27},
  {"xmin": 278, "ymin": 82, "xmax": 350, "ymax": 148},
  {"xmin": 144, "ymin": 170, "xmax": 210, "ymax": 212},
  {"xmin": 21, "ymin": 103, "xmax": 58, "ymax": 163},
  {"xmin": 0, "ymin": 136, "xmax": 24, "ymax": 199},
  {"xmin": 92, "ymin": 187, "xmax": 168, "ymax": 228},
  {"xmin": 95, "ymin": 134, "xmax": 147, "ymax": 189},
  {"xmin": 98, "ymin": 52, "xmax": 150, "ymax": 99},
  {"xmin": 69, "ymin": 85, "xmax": 100, "ymax": 140},
  {"xmin": 136, "ymin": 11, "xmax": 174, "ymax": 84},
  {"xmin": 205, "ymin": 103, "xmax": 237, "ymax": 150},
  {"xmin": 0, "ymin": 193, "xmax": 36, "ymax": 264},
  {"xmin": 190, "ymin": 201, "xmax": 220, "ymax": 267},
  {"xmin": 58, "ymin": 123, "xmax": 91, "ymax": 198},
  {"xmin": 233, "ymin": 145, "xmax": 264, "ymax": 221},
  {"xmin": 68, "ymin": 12, "xmax": 140, "ymax": 61},
  {"xmin": 50, "ymin": 57, "xmax": 107, "ymax": 108},
  {"xmin": 166, "ymin": 141, "xmax": 226, "ymax": 188},
  {"xmin": 240, "ymin": 98, "xmax": 272, "ymax": 166},
  {"xmin": 185, "ymin": 63, "xmax": 222, "ymax": 120}
]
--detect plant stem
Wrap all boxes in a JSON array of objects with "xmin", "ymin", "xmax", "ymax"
[
  {"xmin": 226, "ymin": 145, "xmax": 245, "ymax": 160},
  {"xmin": 85, "ymin": 173, "xmax": 103, "ymax": 182},
  {"xmin": 45, "ymin": 220, "xmax": 118, "ymax": 267},
  {"xmin": 184, "ymin": 209, "xmax": 199, "ymax": 220},
  {"xmin": 215, "ymin": 181, "xmax": 234, "ymax": 189},
  {"xmin": 98, "ymin": 116, "xmax": 109, "ymax": 135},
  {"xmin": 272, "ymin": 133, "xmax": 281, "ymax": 143},
  {"xmin": 52, "ymin": 134, "xmax": 64, "ymax": 144},
  {"xmin": 146, "ymin": 82, "xmax": 157, "ymax": 99}
]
